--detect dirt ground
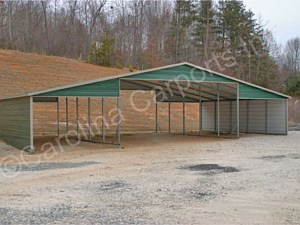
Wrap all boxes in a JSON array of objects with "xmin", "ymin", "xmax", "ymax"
[{"xmin": 0, "ymin": 132, "xmax": 299, "ymax": 224}]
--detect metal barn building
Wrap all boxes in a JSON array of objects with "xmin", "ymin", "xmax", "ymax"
[{"xmin": 0, "ymin": 63, "xmax": 290, "ymax": 152}]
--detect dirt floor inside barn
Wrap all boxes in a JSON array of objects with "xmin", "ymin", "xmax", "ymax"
[{"xmin": 0, "ymin": 132, "xmax": 299, "ymax": 224}]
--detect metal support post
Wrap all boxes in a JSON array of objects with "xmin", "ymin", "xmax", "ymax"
[
  {"xmin": 229, "ymin": 100, "xmax": 232, "ymax": 133},
  {"xmin": 117, "ymin": 97, "xmax": 121, "ymax": 145},
  {"xmin": 183, "ymin": 96, "xmax": 186, "ymax": 135},
  {"xmin": 88, "ymin": 97, "xmax": 91, "ymax": 141},
  {"xmin": 199, "ymin": 83, "xmax": 202, "ymax": 135},
  {"xmin": 265, "ymin": 100, "xmax": 268, "ymax": 134},
  {"xmin": 76, "ymin": 97, "xmax": 79, "ymax": 139},
  {"xmin": 155, "ymin": 100, "xmax": 158, "ymax": 133},
  {"xmin": 168, "ymin": 93, "xmax": 171, "ymax": 134},
  {"xmin": 57, "ymin": 99, "xmax": 60, "ymax": 137},
  {"xmin": 66, "ymin": 97, "xmax": 69, "ymax": 134},
  {"xmin": 102, "ymin": 98, "xmax": 105, "ymax": 143},
  {"xmin": 217, "ymin": 84, "xmax": 220, "ymax": 136},
  {"xmin": 246, "ymin": 100, "xmax": 249, "ymax": 133},
  {"xmin": 236, "ymin": 83, "xmax": 240, "ymax": 138}
]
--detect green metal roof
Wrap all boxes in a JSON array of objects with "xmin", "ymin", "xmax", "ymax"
[{"xmin": 0, "ymin": 62, "xmax": 290, "ymax": 100}]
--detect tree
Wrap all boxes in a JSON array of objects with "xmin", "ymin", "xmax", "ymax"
[
  {"xmin": 284, "ymin": 37, "xmax": 300, "ymax": 75},
  {"xmin": 193, "ymin": 0, "xmax": 215, "ymax": 61},
  {"xmin": 165, "ymin": 0, "xmax": 195, "ymax": 63},
  {"xmin": 89, "ymin": 32, "xmax": 115, "ymax": 67}
]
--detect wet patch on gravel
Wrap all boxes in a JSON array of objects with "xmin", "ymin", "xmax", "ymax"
[
  {"xmin": 0, "ymin": 161, "xmax": 99, "ymax": 173},
  {"xmin": 98, "ymin": 181, "xmax": 127, "ymax": 191},
  {"xmin": 261, "ymin": 155, "xmax": 286, "ymax": 160},
  {"xmin": 260, "ymin": 154, "xmax": 300, "ymax": 161},
  {"xmin": 181, "ymin": 164, "xmax": 240, "ymax": 175},
  {"xmin": 77, "ymin": 180, "xmax": 131, "ymax": 195},
  {"xmin": 288, "ymin": 153, "xmax": 300, "ymax": 159},
  {"xmin": 193, "ymin": 192, "xmax": 213, "ymax": 200}
]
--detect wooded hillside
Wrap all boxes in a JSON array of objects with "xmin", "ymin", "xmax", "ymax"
[{"xmin": 0, "ymin": 0, "xmax": 299, "ymax": 95}]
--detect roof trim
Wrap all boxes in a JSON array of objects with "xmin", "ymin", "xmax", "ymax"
[{"xmin": 0, "ymin": 62, "xmax": 290, "ymax": 101}]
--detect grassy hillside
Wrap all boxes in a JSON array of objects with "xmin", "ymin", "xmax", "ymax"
[{"xmin": 0, "ymin": 50, "xmax": 128, "ymax": 98}]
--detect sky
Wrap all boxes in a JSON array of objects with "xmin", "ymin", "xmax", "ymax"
[{"xmin": 243, "ymin": 0, "xmax": 300, "ymax": 46}]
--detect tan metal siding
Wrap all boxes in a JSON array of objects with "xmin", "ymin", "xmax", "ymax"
[
  {"xmin": 248, "ymin": 100, "xmax": 266, "ymax": 133},
  {"xmin": 202, "ymin": 102, "xmax": 215, "ymax": 131},
  {"xmin": 0, "ymin": 97, "xmax": 32, "ymax": 150},
  {"xmin": 202, "ymin": 99, "xmax": 287, "ymax": 134},
  {"xmin": 267, "ymin": 100, "xmax": 286, "ymax": 134},
  {"xmin": 219, "ymin": 100, "xmax": 245, "ymax": 132}
]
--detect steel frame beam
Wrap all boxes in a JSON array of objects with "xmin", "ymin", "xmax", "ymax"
[
  {"xmin": 191, "ymin": 82, "xmax": 235, "ymax": 100},
  {"xmin": 133, "ymin": 79, "xmax": 200, "ymax": 102}
]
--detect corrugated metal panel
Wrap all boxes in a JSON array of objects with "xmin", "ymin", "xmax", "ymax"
[
  {"xmin": 238, "ymin": 100, "xmax": 247, "ymax": 132},
  {"xmin": 248, "ymin": 100, "xmax": 266, "ymax": 133},
  {"xmin": 37, "ymin": 79, "xmax": 120, "ymax": 97},
  {"xmin": 202, "ymin": 102, "xmax": 216, "ymax": 131},
  {"xmin": 219, "ymin": 101, "xmax": 230, "ymax": 131},
  {"xmin": 202, "ymin": 99, "xmax": 287, "ymax": 134},
  {"xmin": 239, "ymin": 84, "xmax": 285, "ymax": 99},
  {"xmin": 0, "ymin": 97, "xmax": 32, "ymax": 150},
  {"xmin": 267, "ymin": 100, "xmax": 286, "ymax": 134},
  {"xmin": 126, "ymin": 65, "xmax": 286, "ymax": 99}
]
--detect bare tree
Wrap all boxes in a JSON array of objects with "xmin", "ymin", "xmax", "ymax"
[{"xmin": 285, "ymin": 37, "xmax": 300, "ymax": 75}]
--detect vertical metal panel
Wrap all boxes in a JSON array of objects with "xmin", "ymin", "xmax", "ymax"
[
  {"xmin": 219, "ymin": 101, "xmax": 231, "ymax": 131},
  {"xmin": 248, "ymin": 100, "xmax": 266, "ymax": 133},
  {"xmin": 0, "ymin": 97, "xmax": 32, "ymax": 150},
  {"xmin": 213, "ymin": 100, "xmax": 247, "ymax": 133},
  {"xmin": 202, "ymin": 102, "xmax": 216, "ymax": 131},
  {"xmin": 267, "ymin": 100, "xmax": 286, "ymax": 134},
  {"xmin": 237, "ymin": 100, "xmax": 247, "ymax": 133},
  {"xmin": 219, "ymin": 99, "xmax": 286, "ymax": 135}
]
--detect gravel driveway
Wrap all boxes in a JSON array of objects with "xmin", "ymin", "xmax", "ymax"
[{"xmin": 0, "ymin": 132, "xmax": 299, "ymax": 224}]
